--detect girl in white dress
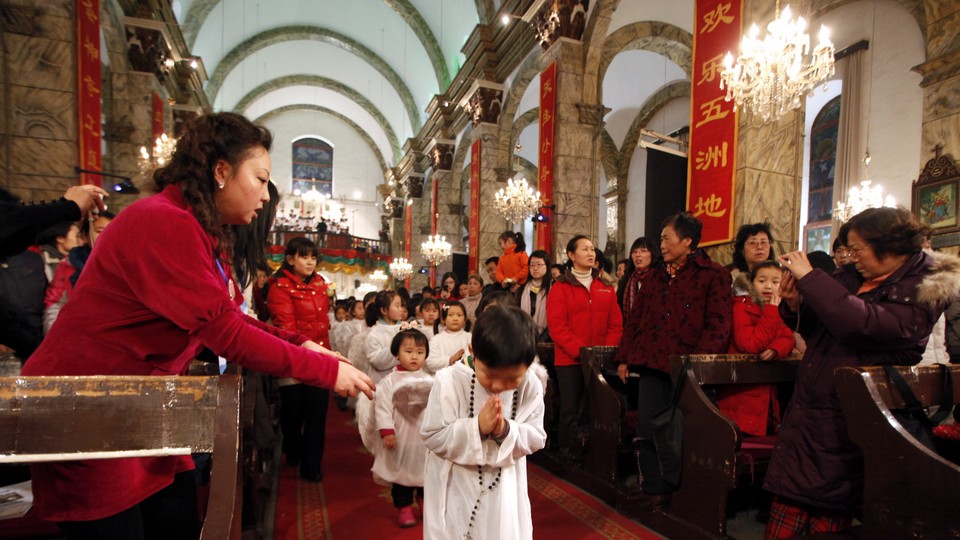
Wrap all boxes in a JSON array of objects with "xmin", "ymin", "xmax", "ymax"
[
  {"xmin": 420, "ymin": 305, "xmax": 546, "ymax": 540},
  {"xmin": 364, "ymin": 291, "xmax": 404, "ymax": 383},
  {"xmin": 371, "ymin": 328, "xmax": 434, "ymax": 528},
  {"xmin": 418, "ymin": 298, "xmax": 440, "ymax": 340},
  {"xmin": 425, "ymin": 301, "xmax": 472, "ymax": 375}
]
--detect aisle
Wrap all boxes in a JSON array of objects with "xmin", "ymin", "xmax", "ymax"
[{"xmin": 274, "ymin": 402, "xmax": 664, "ymax": 539}]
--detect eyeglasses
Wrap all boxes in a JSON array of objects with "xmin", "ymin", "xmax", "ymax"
[
  {"xmin": 835, "ymin": 249, "xmax": 853, "ymax": 258},
  {"xmin": 745, "ymin": 241, "xmax": 771, "ymax": 249},
  {"xmin": 847, "ymin": 244, "xmax": 868, "ymax": 259}
]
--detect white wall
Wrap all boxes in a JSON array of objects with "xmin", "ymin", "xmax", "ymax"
[{"xmin": 260, "ymin": 109, "xmax": 385, "ymax": 240}]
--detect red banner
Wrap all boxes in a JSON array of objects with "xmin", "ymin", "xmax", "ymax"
[
  {"xmin": 536, "ymin": 62, "xmax": 557, "ymax": 254},
  {"xmin": 404, "ymin": 202, "xmax": 412, "ymax": 290},
  {"xmin": 152, "ymin": 93, "xmax": 164, "ymax": 141},
  {"xmin": 687, "ymin": 0, "xmax": 742, "ymax": 245},
  {"xmin": 468, "ymin": 140, "xmax": 481, "ymax": 274},
  {"xmin": 76, "ymin": 0, "xmax": 101, "ymax": 187},
  {"xmin": 430, "ymin": 174, "xmax": 439, "ymax": 287}
]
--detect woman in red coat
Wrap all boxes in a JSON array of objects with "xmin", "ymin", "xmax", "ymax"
[
  {"xmin": 546, "ymin": 235, "xmax": 623, "ymax": 457},
  {"xmin": 268, "ymin": 236, "xmax": 336, "ymax": 482},
  {"xmin": 21, "ymin": 112, "xmax": 373, "ymax": 539},
  {"xmin": 718, "ymin": 261, "xmax": 796, "ymax": 437}
]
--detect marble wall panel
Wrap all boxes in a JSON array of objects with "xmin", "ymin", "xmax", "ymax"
[
  {"xmin": 9, "ymin": 86, "xmax": 74, "ymax": 140},
  {"xmin": 555, "ymin": 128, "xmax": 594, "ymax": 159},
  {"xmin": 922, "ymin": 113, "xmax": 960, "ymax": 163},
  {"xmin": 926, "ymin": 0, "xmax": 960, "ymax": 22},
  {"xmin": 555, "ymin": 191, "xmax": 592, "ymax": 218},
  {"xmin": 922, "ymin": 73, "xmax": 960, "ymax": 123},
  {"xmin": 37, "ymin": 13, "xmax": 72, "ymax": 42},
  {"xmin": 5, "ymin": 173, "xmax": 70, "ymax": 191},
  {"xmin": 735, "ymin": 168, "xmax": 799, "ymax": 245},
  {"xmin": 5, "ymin": 34, "xmax": 73, "ymax": 91},
  {"xmin": 111, "ymin": 71, "xmax": 129, "ymax": 100},
  {"xmin": 4, "ymin": 0, "xmax": 71, "ymax": 18},
  {"xmin": 479, "ymin": 231, "xmax": 501, "ymax": 264},
  {"xmin": 10, "ymin": 137, "xmax": 75, "ymax": 177},
  {"xmin": 554, "ymin": 156, "xmax": 595, "ymax": 196},
  {"xmin": 736, "ymin": 112, "xmax": 802, "ymax": 176},
  {"xmin": 553, "ymin": 213, "xmax": 592, "ymax": 243},
  {"xmin": 926, "ymin": 9, "xmax": 960, "ymax": 59}
]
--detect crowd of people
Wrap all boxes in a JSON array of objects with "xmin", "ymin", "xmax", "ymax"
[{"xmin": 2, "ymin": 111, "xmax": 959, "ymax": 540}]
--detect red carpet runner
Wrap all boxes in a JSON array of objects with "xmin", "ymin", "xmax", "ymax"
[{"xmin": 274, "ymin": 403, "xmax": 663, "ymax": 539}]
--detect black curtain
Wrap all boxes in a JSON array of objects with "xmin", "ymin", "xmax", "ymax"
[{"xmin": 644, "ymin": 149, "xmax": 688, "ymax": 236}]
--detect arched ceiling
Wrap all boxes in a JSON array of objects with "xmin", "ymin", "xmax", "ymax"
[{"xmin": 177, "ymin": 0, "xmax": 481, "ymax": 167}]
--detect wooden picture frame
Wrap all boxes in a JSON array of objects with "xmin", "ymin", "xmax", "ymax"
[
  {"xmin": 804, "ymin": 221, "xmax": 832, "ymax": 254},
  {"xmin": 913, "ymin": 152, "xmax": 960, "ymax": 242}
]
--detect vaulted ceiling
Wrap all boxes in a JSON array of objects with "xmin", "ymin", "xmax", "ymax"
[{"xmin": 175, "ymin": 0, "xmax": 487, "ymax": 166}]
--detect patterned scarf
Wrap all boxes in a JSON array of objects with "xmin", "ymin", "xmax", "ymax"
[{"xmin": 623, "ymin": 267, "xmax": 649, "ymax": 315}]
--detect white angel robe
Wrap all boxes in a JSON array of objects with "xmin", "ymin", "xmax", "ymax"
[
  {"xmin": 364, "ymin": 321, "xmax": 401, "ymax": 383},
  {"xmin": 370, "ymin": 370, "xmax": 435, "ymax": 488},
  {"xmin": 425, "ymin": 329, "xmax": 472, "ymax": 375},
  {"xmin": 420, "ymin": 361, "xmax": 546, "ymax": 540}
]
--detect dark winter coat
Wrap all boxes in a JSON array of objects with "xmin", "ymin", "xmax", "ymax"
[
  {"xmin": 546, "ymin": 268, "xmax": 623, "ymax": 367},
  {"xmin": 764, "ymin": 250, "xmax": 959, "ymax": 511},
  {"xmin": 617, "ymin": 249, "xmax": 733, "ymax": 373},
  {"xmin": 267, "ymin": 269, "xmax": 331, "ymax": 348}
]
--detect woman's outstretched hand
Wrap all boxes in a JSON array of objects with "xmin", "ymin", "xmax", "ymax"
[{"xmin": 334, "ymin": 362, "xmax": 375, "ymax": 399}]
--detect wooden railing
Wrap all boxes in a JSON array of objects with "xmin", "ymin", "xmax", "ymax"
[{"xmin": 269, "ymin": 229, "xmax": 390, "ymax": 255}]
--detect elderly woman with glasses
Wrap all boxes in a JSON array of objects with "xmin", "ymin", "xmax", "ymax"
[{"xmin": 764, "ymin": 207, "xmax": 960, "ymax": 538}]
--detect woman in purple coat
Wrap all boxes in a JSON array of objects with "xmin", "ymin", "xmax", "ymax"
[{"xmin": 766, "ymin": 207, "xmax": 960, "ymax": 538}]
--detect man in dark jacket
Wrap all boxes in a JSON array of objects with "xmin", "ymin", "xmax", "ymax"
[{"xmin": 617, "ymin": 212, "xmax": 732, "ymax": 496}]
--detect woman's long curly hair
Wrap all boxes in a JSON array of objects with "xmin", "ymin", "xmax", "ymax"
[{"xmin": 153, "ymin": 112, "xmax": 273, "ymax": 261}]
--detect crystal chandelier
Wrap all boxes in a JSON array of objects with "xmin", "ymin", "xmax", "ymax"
[
  {"xmin": 420, "ymin": 234, "xmax": 452, "ymax": 266},
  {"xmin": 833, "ymin": 154, "xmax": 895, "ymax": 223},
  {"xmin": 137, "ymin": 133, "xmax": 177, "ymax": 180},
  {"xmin": 370, "ymin": 269, "xmax": 389, "ymax": 284},
  {"xmin": 719, "ymin": 1, "xmax": 835, "ymax": 122},
  {"xmin": 494, "ymin": 176, "xmax": 542, "ymax": 223},
  {"xmin": 389, "ymin": 257, "xmax": 413, "ymax": 280}
]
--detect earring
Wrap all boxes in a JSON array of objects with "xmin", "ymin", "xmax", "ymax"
[{"xmin": 217, "ymin": 182, "xmax": 225, "ymax": 189}]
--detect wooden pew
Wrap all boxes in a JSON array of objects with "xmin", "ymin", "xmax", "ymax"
[
  {"xmin": 0, "ymin": 376, "xmax": 243, "ymax": 540},
  {"xmin": 665, "ymin": 354, "xmax": 800, "ymax": 539},
  {"xmin": 835, "ymin": 365, "xmax": 960, "ymax": 539},
  {"xmin": 582, "ymin": 346, "xmax": 630, "ymax": 483}
]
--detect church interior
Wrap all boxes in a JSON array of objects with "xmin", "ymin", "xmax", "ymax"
[{"xmin": 1, "ymin": 0, "xmax": 959, "ymax": 539}]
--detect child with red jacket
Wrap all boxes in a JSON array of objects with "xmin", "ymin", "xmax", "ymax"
[{"xmin": 718, "ymin": 260, "xmax": 796, "ymax": 436}]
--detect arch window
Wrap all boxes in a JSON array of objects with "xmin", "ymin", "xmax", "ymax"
[
  {"xmin": 292, "ymin": 137, "xmax": 333, "ymax": 197},
  {"xmin": 806, "ymin": 95, "xmax": 841, "ymax": 247}
]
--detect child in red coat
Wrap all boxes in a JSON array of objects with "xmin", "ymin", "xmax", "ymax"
[{"xmin": 718, "ymin": 261, "xmax": 796, "ymax": 436}]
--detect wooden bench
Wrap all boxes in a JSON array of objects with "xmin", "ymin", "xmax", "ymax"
[
  {"xmin": 582, "ymin": 346, "xmax": 632, "ymax": 483},
  {"xmin": 835, "ymin": 364, "xmax": 960, "ymax": 539},
  {"xmin": 665, "ymin": 353, "xmax": 800, "ymax": 539},
  {"xmin": 0, "ymin": 376, "xmax": 243, "ymax": 540}
]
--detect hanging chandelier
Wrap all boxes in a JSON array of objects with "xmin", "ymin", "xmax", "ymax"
[
  {"xmin": 719, "ymin": 1, "xmax": 835, "ymax": 122},
  {"xmin": 370, "ymin": 269, "xmax": 389, "ymax": 284},
  {"xmin": 389, "ymin": 257, "xmax": 413, "ymax": 280},
  {"xmin": 833, "ymin": 154, "xmax": 895, "ymax": 223},
  {"xmin": 494, "ymin": 176, "xmax": 542, "ymax": 223},
  {"xmin": 137, "ymin": 133, "xmax": 177, "ymax": 180},
  {"xmin": 420, "ymin": 234, "xmax": 452, "ymax": 266}
]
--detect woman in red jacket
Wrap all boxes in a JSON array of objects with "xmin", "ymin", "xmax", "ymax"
[
  {"xmin": 268, "ymin": 236, "xmax": 335, "ymax": 482},
  {"xmin": 21, "ymin": 112, "xmax": 373, "ymax": 539},
  {"xmin": 495, "ymin": 231, "xmax": 529, "ymax": 291},
  {"xmin": 546, "ymin": 235, "xmax": 623, "ymax": 457},
  {"xmin": 718, "ymin": 261, "xmax": 796, "ymax": 436}
]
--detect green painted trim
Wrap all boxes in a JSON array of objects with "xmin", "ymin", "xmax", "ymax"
[
  {"xmin": 618, "ymin": 81, "xmax": 691, "ymax": 177},
  {"xmin": 233, "ymin": 74, "xmax": 401, "ymax": 162},
  {"xmin": 253, "ymin": 104, "xmax": 390, "ymax": 175},
  {"xmin": 182, "ymin": 0, "xmax": 218, "ymax": 48},
  {"xmin": 510, "ymin": 107, "xmax": 539, "ymax": 156},
  {"xmin": 598, "ymin": 21, "xmax": 693, "ymax": 84},
  {"xmin": 204, "ymin": 25, "xmax": 421, "ymax": 132},
  {"xmin": 383, "ymin": 0, "xmax": 451, "ymax": 89}
]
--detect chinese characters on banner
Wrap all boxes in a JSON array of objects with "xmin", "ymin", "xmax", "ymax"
[
  {"xmin": 536, "ymin": 62, "xmax": 557, "ymax": 252},
  {"xmin": 687, "ymin": 0, "xmax": 742, "ymax": 245},
  {"xmin": 152, "ymin": 93, "xmax": 164, "ymax": 141},
  {"xmin": 468, "ymin": 140, "xmax": 481, "ymax": 274},
  {"xmin": 430, "ymin": 175, "xmax": 439, "ymax": 287},
  {"xmin": 404, "ymin": 202, "xmax": 412, "ymax": 289},
  {"xmin": 77, "ymin": 0, "xmax": 102, "ymax": 187}
]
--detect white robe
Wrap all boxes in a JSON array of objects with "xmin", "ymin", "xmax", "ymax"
[
  {"xmin": 370, "ymin": 370, "xmax": 434, "ymax": 487},
  {"xmin": 364, "ymin": 321, "xmax": 401, "ymax": 383},
  {"xmin": 426, "ymin": 329, "xmax": 472, "ymax": 375},
  {"xmin": 421, "ymin": 362, "xmax": 546, "ymax": 540}
]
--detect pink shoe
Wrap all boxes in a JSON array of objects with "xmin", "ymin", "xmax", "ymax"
[{"xmin": 398, "ymin": 506, "xmax": 416, "ymax": 528}]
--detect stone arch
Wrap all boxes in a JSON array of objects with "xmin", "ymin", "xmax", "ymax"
[
  {"xmin": 599, "ymin": 129, "xmax": 620, "ymax": 182},
  {"xmin": 597, "ymin": 21, "xmax": 693, "ymax": 102},
  {"xmin": 253, "ymin": 104, "xmax": 390, "ymax": 175},
  {"xmin": 510, "ymin": 107, "xmax": 539, "ymax": 162},
  {"xmin": 474, "ymin": 0, "xmax": 495, "ymax": 24},
  {"xmin": 205, "ymin": 26, "xmax": 421, "ymax": 131},
  {"xmin": 183, "ymin": 0, "xmax": 449, "ymax": 89},
  {"xmin": 233, "ymin": 74, "xmax": 401, "ymax": 162},
  {"xmin": 581, "ymin": 0, "xmax": 622, "ymax": 105},
  {"xmin": 495, "ymin": 49, "xmax": 553, "ymax": 167},
  {"xmin": 618, "ymin": 80, "xmax": 691, "ymax": 178}
]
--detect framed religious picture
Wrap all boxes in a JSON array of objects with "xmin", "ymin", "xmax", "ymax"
[
  {"xmin": 913, "ymin": 151, "xmax": 960, "ymax": 243},
  {"xmin": 804, "ymin": 222, "xmax": 832, "ymax": 254}
]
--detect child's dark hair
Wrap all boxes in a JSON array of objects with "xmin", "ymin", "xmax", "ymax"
[
  {"xmin": 471, "ymin": 305, "xmax": 537, "ymax": 368},
  {"xmin": 420, "ymin": 297, "xmax": 440, "ymax": 315},
  {"xmin": 436, "ymin": 300, "xmax": 471, "ymax": 333},
  {"xmin": 477, "ymin": 290, "xmax": 516, "ymax": 313},
  {"xmin": 277, "ymin": 237, "xmax": 319, "ymax": 278},
  {"xmin": 374, "ymin": 290, "xmax": 398, "ymax": 321},
  {"xmin": 500, "ymin": 230, "xmax": 526, "ymax": 253},
  {"xmin": 407, "ymin": 296, "xmax": 422, "ymax": 318},
  {"xmin": 390, "ymin": 328, "xmax": 430, "ymax": 358},
  {"xmin": 363, "ymin": 301, "xmax": 379, "ymax": 327},
  {"xmin": 748, "ymin": 260, "xmax": 782, "ymax": 282}
]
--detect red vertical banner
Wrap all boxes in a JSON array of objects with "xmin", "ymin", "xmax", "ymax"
[
  {"xmin": 152, "ymin": 93, "xmax": 164, "ymax": 141},
  {"xmin": 687, "ymin": 0, "xmax": 742, "ymax": 245},
  {"xmin": 536, "ymin": 62, "xmax": 557, "ymax": 254},
  {"xmin": 468, "ymin": 140, "xmax": 481, "ymax": 275},
  {"xmin": 76, "ymin": 0, "xmax": 102, "ymax": 187},
  {"xmin": 430, "ymin": 175, "xmax": 439, "ymax": 288},
  {"xmin": 404, "ymin": 203, "xmax": 412, "ymax": 290}
]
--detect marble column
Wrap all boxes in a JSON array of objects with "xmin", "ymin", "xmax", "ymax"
[
  {"xmin": 474, "ymin": 123, "xmax": 511, "ymax": 268},
  {"xmin": 916, "ymin": 4, "xmax": 960, "ymax": 171},
  {"xmin": 541, "ymin": 39, "xmax": 602, "ymax": 261}
]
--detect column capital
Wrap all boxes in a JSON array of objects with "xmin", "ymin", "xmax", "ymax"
[
  {"xmin": 913, "ymin": 49, "xmax": 960, "ymax": 88},
  {"xmin": 426, "ymin": 138, "xmax": 456, "ymax": 171},
  {"xmin": 461, "ymin": 80, "xmax": 505, "ymax": 127}
]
